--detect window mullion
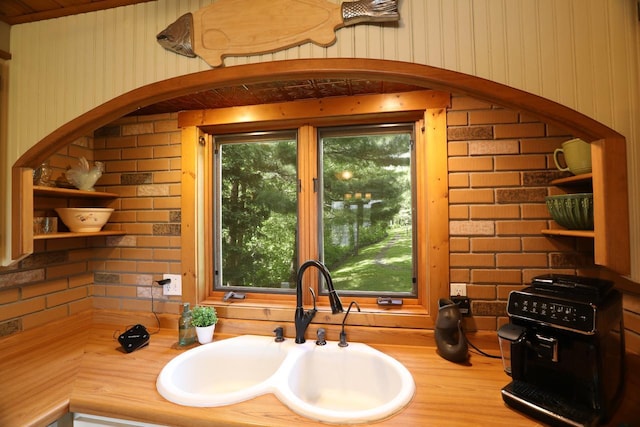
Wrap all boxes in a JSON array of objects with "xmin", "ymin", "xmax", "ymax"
[{"xmin": 297, "ymin": 125, "xmax": 320, "ymax": 304}]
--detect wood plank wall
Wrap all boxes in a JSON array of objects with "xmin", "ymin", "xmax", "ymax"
[{"xmin": 3, "ymin": 0, "xmax": 639, "ymax": 280}]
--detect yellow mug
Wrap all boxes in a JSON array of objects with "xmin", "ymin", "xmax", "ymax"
[{"xmin": 553, "ymin": 138, "xmax": 592, "ymax": 175}]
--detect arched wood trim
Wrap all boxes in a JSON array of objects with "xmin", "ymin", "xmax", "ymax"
[
  {"xmin": 14, "ymin": 58, "xmax": 623, "ymax": 168},
  {"xmin": 12, "ymin": 58, "xmax": 629, "ymax": 278}
]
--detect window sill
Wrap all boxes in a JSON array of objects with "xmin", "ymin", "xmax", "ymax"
[{"xmin": 203, "ymin": 296, "xmax": 431, "ymax": 329}]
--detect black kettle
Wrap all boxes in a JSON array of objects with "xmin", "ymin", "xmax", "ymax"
[{"xmin": 435, "ymin": 298, "xmax": 469, "ymax": 363}]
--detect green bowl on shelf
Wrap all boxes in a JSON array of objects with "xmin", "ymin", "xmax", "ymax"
[{"xmin": 545, "ymin": 193, "xmax": 594, "ymax": 230}]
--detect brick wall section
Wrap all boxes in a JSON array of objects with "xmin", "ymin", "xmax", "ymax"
[
  {"xmin": 447, "ymin": 95, "xmax": 596, "ymax": 330},
  {"xmin": 91, "ymin": 113, "xmax": 183, "ymax": 317}
]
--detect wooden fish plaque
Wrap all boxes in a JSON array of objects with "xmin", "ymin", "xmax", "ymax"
[{"xmin": 157, "ymin": 0, "xmax": 399, "ymax": 67}]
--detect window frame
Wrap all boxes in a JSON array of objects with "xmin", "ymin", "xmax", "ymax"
[{"xmin": 179, "ymin": 90, "xmax": 450, "ymax": 330}]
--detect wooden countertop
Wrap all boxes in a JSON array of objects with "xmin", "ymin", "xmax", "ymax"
[{"xmin": 1, "ymin": 310, "xmax": 638, "ymax": 427}]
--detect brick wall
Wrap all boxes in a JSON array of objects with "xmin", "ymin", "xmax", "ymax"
[
  {"xmin": 90, "ymin": 113, "xmax": 183, "ymax": 317},
  {"xmin": 448, "ymin": 95, "xmax": 598, "ymax": 331},
  {"xmin": 0, "ymin": 99, "xmax": 638, "ymax": 354}
]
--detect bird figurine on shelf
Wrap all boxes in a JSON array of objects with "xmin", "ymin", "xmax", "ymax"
[{"xmin": 65, "ymin": 157, "xmax": 104, "ymax": 192}]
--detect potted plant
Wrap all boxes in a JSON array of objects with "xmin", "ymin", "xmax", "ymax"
[{"xmin": 191, "ymin": 305, "xmax": 218, "ymax": 344}]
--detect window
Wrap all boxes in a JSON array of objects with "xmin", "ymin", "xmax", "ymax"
[
  {"xmin": 214, "ymin": 131, "xmax": 298, "ymax": 291},
  {"xmin": 182, "ymin": 90, "xmax": 450, "ymax": 327},
  {"xmin": 319, "ymin": 125, "xmax": 416, "ymax": 296},
  {"xmin": 213, "ymin": 125, "xmax": 417, "ymax": 298}
]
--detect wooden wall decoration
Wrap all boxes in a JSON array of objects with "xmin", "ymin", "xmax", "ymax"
[{"xmin": 156, "ymin": 0, "xmax": 400, "ymax": 67}]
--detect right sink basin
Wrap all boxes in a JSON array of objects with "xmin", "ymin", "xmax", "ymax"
[{"xmin": 278, "ymin": 341, "xmax": 416, "ymax": 424}]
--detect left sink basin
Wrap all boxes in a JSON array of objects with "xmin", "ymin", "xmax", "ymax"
[{"xmin": 156, "ymin": 335, "xmax": 293, "ymax": 406}]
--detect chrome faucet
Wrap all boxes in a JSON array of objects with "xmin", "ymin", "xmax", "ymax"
[{"xmin": 295, "ymin": 260, "xmax": 344, "ymax": 343}]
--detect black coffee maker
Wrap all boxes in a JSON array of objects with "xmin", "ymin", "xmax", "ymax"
[{"xmin": 497, "ymin": 274, "xmax": 625, "ymax": 427}]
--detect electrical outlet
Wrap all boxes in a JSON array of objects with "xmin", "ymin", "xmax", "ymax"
[
  {"xmin": 162, "ymin": 274, "xmax": 182, "ymax": 296},
  {"xmin": 450, "ymin": 283, "xmax": 467, "ymax": 297}
]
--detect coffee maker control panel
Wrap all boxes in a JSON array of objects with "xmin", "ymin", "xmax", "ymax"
[{"xmin": 507, "ymin": 290, "xmax": 596, "ymax": 334}]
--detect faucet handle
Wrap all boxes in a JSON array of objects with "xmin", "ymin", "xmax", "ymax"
[{"xmin": 273, "ymin": 326, "xmax": 285, "ymax": 342}]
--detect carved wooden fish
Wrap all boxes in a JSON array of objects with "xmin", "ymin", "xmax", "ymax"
[{"xmin": 157, "ymin": 0, "xmax": 399, "ymax": 67}]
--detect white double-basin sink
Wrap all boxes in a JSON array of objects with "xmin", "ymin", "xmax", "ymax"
[{"xmin": 156, "ymin": 334, "xmax": 415, "ymax": 424}]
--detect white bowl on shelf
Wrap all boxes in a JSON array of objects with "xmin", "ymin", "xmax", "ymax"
[{"xmin": 54, "ymin": 208, "xmax": 114, "ymax": 232}]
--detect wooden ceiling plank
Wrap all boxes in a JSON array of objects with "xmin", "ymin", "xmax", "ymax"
[
  {"xmin": 0, "ymin": 0, "xmax": 38, "ymax": 17},
  {"xmin": 14, "ymin": 0, "xmax": 63, "ymax": 13},
  {"xmin": 0, "ymin": 0, "xmax": 153, "ymax": 25}
]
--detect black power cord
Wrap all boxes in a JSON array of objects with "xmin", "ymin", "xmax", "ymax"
[
  {"xmin": 112, "ymin": 279, "xmax": 164, "ymax": 342},
  {"xmin": 466, "ymin": 336, "xmax": 502, "ymax": 359},
  {"xmin": 462, "ymin": 327, "xmax": 502, "ymax": 359},
  {"xmin": 149, "ymin": 279, "xmax": 168, "ymax": 334}
]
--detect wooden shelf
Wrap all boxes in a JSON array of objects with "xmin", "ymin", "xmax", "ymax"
[
  {"xmin": 33, "ymin": 185, "xmax": 119, "ymax": 199},
  {"xmin": 31, "ymin": 186, "xmax": 123, "ymax": 241},
  {"xmin": 544, "ymin": 173, "xmax": 595, "ymax": 239},
  {"xmin": 541, "ymin": 229, "xmax": 595, "ymax": 238},
  {"xmin": 542, "ymin": 148, "xmax": 631, "ymax": 275},
  {"xmin": 33, "ymin": 230, "xmax": 126, "ymax": 240},
  {"xmin": 549, "ymin": 172, "xmax": 592, "ymax": 186},
  {"xmin": 11, "ymin": 168, "xmax": 125, "ymax": 261}
]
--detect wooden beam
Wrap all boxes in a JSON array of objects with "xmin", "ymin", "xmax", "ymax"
[
  {"xmin": 424, "ymin": 108, "xmax": 449, "ymax": 319},
  {"xmin": 180, "ymin": 126, "xmax": 200, "ymax": 306},
  {"xmin": 178, "ymin": 90, "xmax": 450, "ymax": 129}
]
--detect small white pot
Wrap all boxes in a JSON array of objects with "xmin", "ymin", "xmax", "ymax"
[{"xmin": 195, "ymin": 324, "xmax": 215, "ymax": 344}]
